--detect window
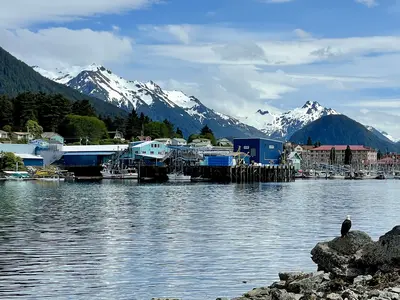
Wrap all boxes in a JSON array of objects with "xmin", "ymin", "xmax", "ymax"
[
  {"xmin": 142, "ymin": 151, "xmax": 146, "ymax": 154},
  {"xmin": 250, "ymin": 148, "xmax": 256, "ymax": 157},
  {"xmin": 269, "ymin": 145, "xmax": 275, "ymax": 149},
  {"xmin": 150, "ymin": 151, "xmax": 154, "ymax": 154},
  {"xmin": 243, "ymin": 145, "xmax": 249, "ymax": 150},
  {"xmin": 135, "ymin": 151, "xmax": 139, "ymax": 154}
]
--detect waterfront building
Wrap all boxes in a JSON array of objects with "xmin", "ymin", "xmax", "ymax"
[
  {"xmin": 0, "ymin": 144, "xmax": 44, "ymax": 167},
  {"xmin": 233, "ymin": 138, "xmax": 283, "ymax": 165},
  {"xmin": 302, "ymin": 145, "xmax": 377, "ymax": 166},
  {"xmin": 129, "ymin": 141, "xmax": 169, "ymax": 160},
  {"xmin": 288, "ymin": 152, "xmax": 302, "ymax": 171}
]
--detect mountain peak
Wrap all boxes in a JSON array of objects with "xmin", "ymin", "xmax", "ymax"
[{"xmin": 302, "ymin": 100, "xmax": 321, "ymax": 109}]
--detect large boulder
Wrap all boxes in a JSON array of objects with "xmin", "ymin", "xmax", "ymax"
[
  {"xmin": 358, "ymin": 226, "xmax": 400, "ymax": 272},
  {"xmin": 310, "ymin": 231, "xmax": 373, "ymax": 277}
]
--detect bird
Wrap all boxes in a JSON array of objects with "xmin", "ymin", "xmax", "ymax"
[{"xmin": 341, "ymin": 215, "xmax": 352, "ymax": 237}]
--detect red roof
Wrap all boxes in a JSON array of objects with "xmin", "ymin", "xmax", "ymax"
[{"xmin": 312, "ymin": 145, "xmax": 370, "ymax": 151}]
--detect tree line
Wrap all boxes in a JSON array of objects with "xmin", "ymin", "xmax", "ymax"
[{"xmin": 0, "ymin": 92, "xmax": 216, "ymax": 145}]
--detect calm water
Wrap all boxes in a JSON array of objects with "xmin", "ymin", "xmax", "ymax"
[{"xmin": 0, "ymin": 180, "xmax": 399, "ymax": 300}]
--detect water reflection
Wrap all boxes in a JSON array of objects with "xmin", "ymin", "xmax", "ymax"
[{"xmin": 0, "ymin": 180, "xmax": 399, "ymax": 299}]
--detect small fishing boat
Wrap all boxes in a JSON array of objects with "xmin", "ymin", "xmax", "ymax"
[
  {"xmin": 101, "ymin": 167, "xmax": 138, "ymax": 179},
  {"xmin": 374, "ymin": 172, "xmax": 386, "ymax": 180},
  {"xmin": 4, "ymin": 171, "xmax": 32, "ymax": 181},
  {"xmin": 36, "ymin": 175, "xmax": 65, "ymax": 182},
  {"xmin": 167, "ymin": 172, "xmax": 191, "ymax": 182}
]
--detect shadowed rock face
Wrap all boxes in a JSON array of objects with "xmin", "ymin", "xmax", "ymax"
[
  {"xmin": 360, "ymin": 226, "xmax": 400, "ymax": 272},
  {"xmin": 311, "ymin": 227, "xmax": 400, "ymax": 277},
  {"xmin": 311, "ymin": 231, "xmax": 374, "ymax": 277},
  {"xmin": 229, "ymin": 226, "xmax": 400, "ymax": 300}
]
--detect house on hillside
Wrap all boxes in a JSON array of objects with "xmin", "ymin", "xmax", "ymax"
[
  {"xmin": 12, "ymin": 132, "xmax": 33, "ymax": 141},
  {"xmin": 216, "ymin": 138, "xmax": 233, "ymax": 147},
  {"xmin": 137, "ymin": 135, "xmax": 152, "ymax": 141},
  {"xmin": 154, "ymin": 138, "xmax": 172, "ymax": 145},
  {"xmin": 0, "ymin": 130, "xmax": 9, "ymax": 139},
  {"xmin": 108, "ymin": 130, "xmax": 125, "ymax": 141},
  {"xmin": 171, "ymin": 138, "xmax": 187, "ymax": 146},
  {"xmin": 41, "ymin": 132, "xmax": 64, "ymax": 144},
  {"xmin": 188, "ymin": 138, "xmax": 212, "ymax": 147}
]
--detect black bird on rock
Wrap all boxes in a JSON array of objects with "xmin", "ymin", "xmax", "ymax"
[{"xmin": 341, "ymin": 215, "xmax": 352, "ymax": 237}]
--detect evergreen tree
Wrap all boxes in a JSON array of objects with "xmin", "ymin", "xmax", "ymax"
[
  {"xmin": 175, "ymin": 127, "xmax": 183, "ymax": 138},
  {"xmin": 307, "ymin": 136, "xmax": 313, "ymax": 146},
  {"xmin": 201, "ymin": 125, "xmax": 213, "ymax": 136},
  {"xmin": 344, "ymin": 145, "xmax": 352, "ymax": 165},
  {"xmin": 329, "ymin": 147, "xmax": 336, "ymax": 165},
  {"xmin": 162, "ymin": 119, "xmax": 174, "ymax": 138},
  {"xmin": 71, "ymin": 100, "xmax": 96, "ymax": 116},
  {"xmin": 0, "ymin": 95, "xmax": 13, "ymax": 128},
  {"xmin": 377, "ymin": 149, "xmax": 382, "ymax": 160}
]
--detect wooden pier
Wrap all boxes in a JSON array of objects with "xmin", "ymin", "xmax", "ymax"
[{"xmin": 138, "ymin": 165, "xmax": 295, "ymax": 183}]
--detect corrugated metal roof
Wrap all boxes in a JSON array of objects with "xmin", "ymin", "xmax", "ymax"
[
  {"xmin": 62, "ymin": 145, "xmax": 129, "ymax": 152},
  {"xmin": 63, "ymin": 152, "xmax": 114, "ymax": 156},
  {"xmin": 15, "ymin": 154, "xmax": 43, "ymax": 160}
]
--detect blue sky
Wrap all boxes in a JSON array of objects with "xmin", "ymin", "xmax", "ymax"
[{"xmin": 1, "ymin": 0, "xmax": 400, "ymax": 138}]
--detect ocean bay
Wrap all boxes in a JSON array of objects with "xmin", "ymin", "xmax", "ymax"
[{"xmin": 0, "ymin": 180, "xmax": 399, "ymax": 300}]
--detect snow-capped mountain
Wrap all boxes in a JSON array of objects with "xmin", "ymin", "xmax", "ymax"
[
  {"xmin": 242, "ymin": 101, "xmax": 340, "ymax": 140},
  {"xmin": 32, "ymin": 64, "xmax": 266, "ymax": 139},
  {"xmin": 365, "ymin": 126, "xmax": 398, "ymax": 143}
]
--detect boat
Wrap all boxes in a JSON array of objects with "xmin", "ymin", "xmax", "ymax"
[
  {"xmin": 4, "ymin": 171, "xmax": 32, "ymax": 181},
  {"xmin": 101, "ymin": 167, "xmax": 138, "ymax": 179},
  {"xmin": 375, "ymin": 171, "xmax": 386, "ymax": 180},
  {"xmin": 394, "ymin": 171, "xmax": 400, "ymax": 180},
  {"xmin": 36, "ymin": 175, "xmax": 65, "ymax": 182},
  {"xmin": 328, "ymin": 172, "xmax": 345, "ymax": 179},
  {"xmin": 167, "ymin": 172, "xmax": 191, "ymax": 182}
]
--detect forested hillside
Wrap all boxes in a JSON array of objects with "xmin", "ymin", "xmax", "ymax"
[{"xmin": 0, "ymin": 46, "xmax": 126, "ymax": 118}]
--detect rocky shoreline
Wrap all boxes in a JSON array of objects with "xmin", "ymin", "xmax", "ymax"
[{"xmin": 223, "ymin": 225, "xmax": 400, "ymax": 300}]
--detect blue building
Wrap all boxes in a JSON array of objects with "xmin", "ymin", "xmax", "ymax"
[
  {"xmin": 128, "ymin": 141, "xmax": 170, "ymax": 160},
  {"xmin": 233, "ymin": 138, "xmax": 283, "ymax": 165},
  {"xmin": 0, "ymin": 144, "xmax": 44, "ymax": 167},
  {"xmin": 62, "ymin": 145, "xmax": 129, "ymax": 167}
]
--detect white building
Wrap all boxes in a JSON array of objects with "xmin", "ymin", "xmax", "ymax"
[{"xmin": 171, "ymin": 138, "xmax": 187, "ymax": 146}]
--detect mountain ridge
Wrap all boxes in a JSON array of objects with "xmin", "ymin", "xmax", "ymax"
[
  {"xmin": 0, "ymin": 47, "xmax": 127, "ymax": 118},
  {"xmin": 33, "ymin": 64, "xmax": 267, "ymax": 139},
  {"xmin": 290, "ymin": 114, "xmax": 399, "ymax": 152}
]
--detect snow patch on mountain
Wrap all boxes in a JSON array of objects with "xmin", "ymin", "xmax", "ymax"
[
  {"xmin": 242, "ymin": 101, "xmax": 340, "ymax": 140},
  {"xmin": 32, "ymin": 64, "xmax": 265, "ymax": 138},
  {"xmin": 365, "ymin": 126, "xmax": 398, "ymax": 143}
]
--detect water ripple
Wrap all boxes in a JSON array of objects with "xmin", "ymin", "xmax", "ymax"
[{"xmin": 0, "ymin": 180, "xmax": 399, "ymax": 299}]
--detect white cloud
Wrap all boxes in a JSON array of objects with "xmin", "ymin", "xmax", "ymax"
[
  {"xmin": 0, "ymin": 0, "xmax": 158, "ymax": 29},
  {"xmin": 355, "ymin": 0, "xmax": 378, "ymax": 8},
  {"xmin": 0, "ymin": 27, "xmax": 133, "ymax": 69},
  {"xmin": 293, "ymin": 29, "xmax": 312, "ymax": 39}
]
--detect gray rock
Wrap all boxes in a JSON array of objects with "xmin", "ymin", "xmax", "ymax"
[
  {"xmin": 353, "ymin": 275, "xmax": 373, "ymax": 285},
  {"xmin": 359, "ymin": 226, "xmax": 400, "ymax": 272},
  {"xmin": 390, "ymin": 288, "xmax": 400, "ymax": 294},
  {"xmin": 326, "ymin": 293, "xmax": 343, "ymax": 300},
  {"xmin": 311, "ymin": 231, "xmax": 374, "ymax": 277},
  {"xmin": 279, "ymin": 272, "xmax": 310, "ymax": 282},
  {"xmin": 341, "ymin": 289, "xmax": 359, "ymax": 300},
  {"xmin": 244, "ymin": 287, "xmax": 270, "ymax": 298},
  {"xmin": 287, "ymin": 273, "xmax": 324, "ymax": 294},
  {"xmin": 270, "ymin": 289, "xmax": 299, "ymax": 300},
  {"xmin": 271, "ymin": 281, "xmax": 287, "ymax": 289}
]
